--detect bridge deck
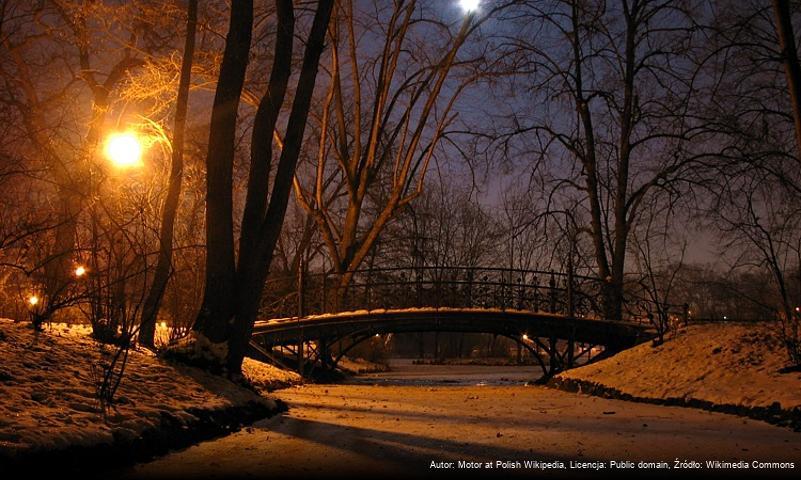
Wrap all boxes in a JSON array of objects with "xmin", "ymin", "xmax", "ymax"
[{"xmin": 253, "ymin": 306, "xmax": 653, "ymax": 349}]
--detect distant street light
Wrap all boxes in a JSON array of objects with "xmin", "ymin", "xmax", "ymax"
[
  {"xmin": 459, "ymin": 0, "xmax": 480, "ymax": 13},
  {"xmin": 28, "ymin": 295, "xmax": 39, "ymax": 307},
  {"xmin": 104, "ymin": 131, "xmax": 144, "ymax": 169},
  {"xmin": 74, "ymin": 265, "xmax": 87, "ymax": 278}
]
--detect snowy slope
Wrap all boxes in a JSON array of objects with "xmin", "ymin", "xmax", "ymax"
[
  {"xmin": 557, "ymin": 322, "xmax": 801, "ymax": 410},
  {"xmin": 0, "ymin": 318, "xmax": 287, "ymax": 458}
]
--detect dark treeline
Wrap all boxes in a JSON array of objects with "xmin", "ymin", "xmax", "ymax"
[{"xmin": 0, "ymin": 0, "xmax": 799, "ymax": 374}]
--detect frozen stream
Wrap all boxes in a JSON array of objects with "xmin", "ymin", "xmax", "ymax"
[
  {"xmin": 347, "ymin": 358, "xmax": 544, "ymax": 386},
  {"xmin": 128, "ymin": 362, "xmax": 801, "ymax": 479}
]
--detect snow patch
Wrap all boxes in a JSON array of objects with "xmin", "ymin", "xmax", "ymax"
[
  {"xmin": 0, "ymin": 319, "xmax": 293, "ymax": 459},
  {"xmin": 557, "ymin": 322, "xmax": 801, "ymax": 410}
]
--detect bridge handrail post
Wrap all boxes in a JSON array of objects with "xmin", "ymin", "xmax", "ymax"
[
  {"xmin": 297, "ymin": 258, "xmax": 306, "ymax": 373},
  {"xmin": 500, "ymin": 271, "xmax": 507, "ymax": 310},
  {"xmin": 435, "ymin": 273, "xmax": 442, "ymax": 308},
  {"xmin": 321, "ymin": 271, "xmax": 327, "ymax": 314},
  {"xmin": 567, "ymin": 259, "xmax": 575, "ymax": 318},
  {"xmin": 549, "ymin": 271, "xmax": 557, "ymax": 313},
  {"xmin": 466, "ymin": 269, "xmax": 474, "ymax": 308},
  {"xmin": 365, "ymin": 268, "xmax": 372, "ymax": 309},
  {"xmin": 415, "ymin": 267, "xmax": 422, "ymax": 308}
]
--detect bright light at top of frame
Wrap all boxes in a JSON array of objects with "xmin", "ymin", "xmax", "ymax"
[
  {"xmin": 459, "ymin": 0, "xmax": 481, "ymax": 14},
  {"xmin": 104, "ymin": 131, "xmax": 143, "ymax": 169}
]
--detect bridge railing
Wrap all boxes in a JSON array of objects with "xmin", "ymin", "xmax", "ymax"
[{"xmin": 259, "ymin": 266, "xmax": 608, "ymax": 321}]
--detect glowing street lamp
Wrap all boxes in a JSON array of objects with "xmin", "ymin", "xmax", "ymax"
[
  {"xmin": 104, "ymin": 131, "xmax": 143, "ymax": 169},
  {"xmin": 28, "ymin": 295, "xmax": 40, "ymax": 307},
  {"xmin": 74, "ymin": 265, "xmax": 87, "ymax": 278},
  {"xmin": 459, "ymin": 0, "xmax": 480, "ymax": 13}
]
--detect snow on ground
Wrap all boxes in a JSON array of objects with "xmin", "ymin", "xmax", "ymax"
[
  {"xmin": 242, "ymin": 356, "xmax": 302, "ymax": 392},
  {"xmin": 256, "ymin": 306, "xmax": 580, "ymax": 326},
  {"xmin": 557, "ymin": 322, "xmax": 801, "ymax": 410},
  {"xmin": 0, "ymin": 318, "xmax": 293, "ymax": 459},
  {"xmin": 129, "ymin": 383, "xmax": 801, "ymax": 478},
  {"xmin": 337, "ymin": 356, "xmax": 389, "ymax": 374}
]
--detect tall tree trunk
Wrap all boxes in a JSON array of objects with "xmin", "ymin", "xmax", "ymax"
[
  {"xmin": 608, "ymin": 0, "xmax": 640, "ymax": 322},
  {"xmin": 229, "ymin": 0, "xmax": 335, "ymax": 374},
  {"xmin": 193, "ymin": 0, "xmax": 253, "ymax": 349},
  {"xmin": 139, "ymin": 0, "xmax": 198, "ymax": 349},
  {"xmin": 238, "ymin": 0, "xmax": 295, "ymax": 271},
  {"xmin": 773, "ymin": 0, "xmax": 801, "ymax": 156},
  {"xmin": 569, "ymin": 0, "xmax": 616, "ymax": 320}
]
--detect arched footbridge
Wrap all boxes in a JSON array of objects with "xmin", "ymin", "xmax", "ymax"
[{"xmin": 249, "ymin": 267, "xmax": 671, "ymax": 376}]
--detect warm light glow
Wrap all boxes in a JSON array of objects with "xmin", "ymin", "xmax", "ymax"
[
  {"xmin": 28, "ymin": 295, "xmax": 39, "ymax": 307},
  {"xmin": 74, "ymin": 265, "xmax": 87, "ymax": 277},
  {"xmin": 795, "ymin": 307, "xmax": 800, "ymax": 313},
  {"xmin": 522, "ymin": 334, "xmax": 529, "ymax": 340},
  {"xmin": 459, "ymin": 0, "xmax": 480, "ymax": 13},
  {"xmin": 160, "ymin": 321, "xmax": 167, "ymax": 329},
  {"xmin": 104, "ymin": 131, "xmax": 143, "ymax": 168}
]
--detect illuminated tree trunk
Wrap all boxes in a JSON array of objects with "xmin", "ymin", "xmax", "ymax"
[
  {"xmin": 139, "ymin": 0, "xmax": 198, "ymax": 349},
  {"xmin": 230, "ymin": 0, "xmax": 334, "ymax": 374},
  {"xmin": 772, "ymin": 0, "xmax": 801, "ymax": 156},
  {"xmin": 186, "ymin": 0, "xmax": 334, "ymax": 375},
  {"xmin": 192, "ymin": 0, "xmax": 253, "ymax": 349}
]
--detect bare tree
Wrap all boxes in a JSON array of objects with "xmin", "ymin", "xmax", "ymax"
[
  {"xmin": 139, "ymin": 0, "xmax": 198, "ymax": 349},
  {"xmin": 702, "ymin": 0, "xmax": 801, "ymax": 365},
  {"xmin": 0, "ymin": 1, "xmax": 180, "ymax": 324},
  {"xmin": 630, "ymin": 195, "xmax": 688, "ymax": 344},
  {"xmin": 292, "ymin": 1, "xmax": 504, "ymax": 299},
  {"xmin": 714, "ymin": 174, "xmax": 800, "ymax": 364},
  {"xmin": 501, "ymin": 0, "xmax": 707, "ymax": 320},
  {"xmin": 181, "ymin": 0, "xmax": 334, "ymax": 375}
]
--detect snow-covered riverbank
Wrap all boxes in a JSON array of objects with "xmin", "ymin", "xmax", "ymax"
[
  {"xmin": 551, "ymin": 322, "xmax": 801, "ymax": 430},
  {"xmin": 129, "ymin": 383, "xmax": 801, "ymax": 478},
  {"xmin": 0, "ymin": 319, "xmax": 297, "ymax": 472}
]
